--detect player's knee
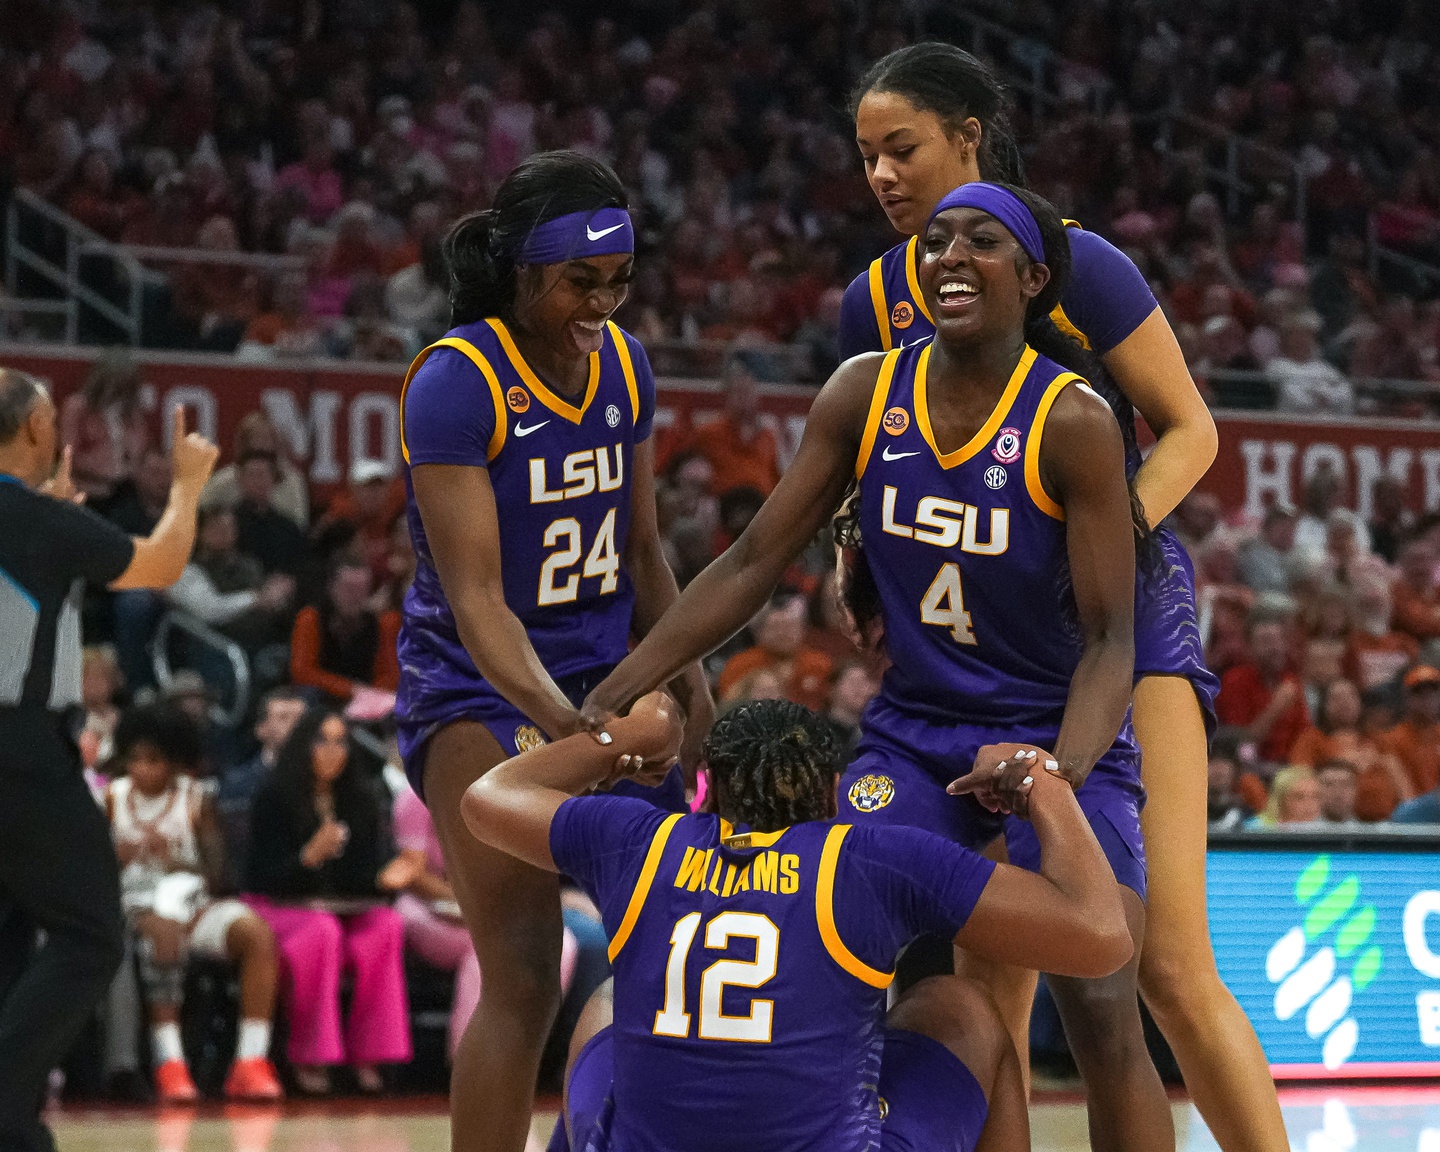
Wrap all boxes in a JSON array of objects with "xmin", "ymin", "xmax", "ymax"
[
  {"xmin": 889, "ymin": 977, "xmax": 1010, "ymax": 1084},
  {"xmin": 1139, "ymin": 943, "xmax": 1220, "ymax": 1026},
  {"xmin": 1052, "ymin": 971, "xmax": 1149, "ymax": 1057}
]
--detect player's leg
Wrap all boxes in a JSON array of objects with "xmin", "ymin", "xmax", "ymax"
[
  {"xmin": 133, "ymin": 911, "xmax": 196, "ymax": 1101},
  {"xmin": 882, "ymin": 977, "xmax": 1028, "ymax": 1152},
  {"xmin": 550, "ymin": 980, "xmax": 615, "ymax": 1152},
  {"xmin": 1133, "ymin": 674, "xmax": 1287, "ymax": 1152},
  {"xmin": 1047, "ymin": 886, "xmax": 1173, "ymax": 1152},
  {"xmin": 952, "ymin": 834, "xmax": 1040, "ymax": 1099},
  {"xmin": 425, "ymin": 719, "xmax": 565, "ymax": 1152}
]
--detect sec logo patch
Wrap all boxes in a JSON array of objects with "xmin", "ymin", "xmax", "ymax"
[
  {"xmin": 507, "ymin": 387, "xmax": 531, "ymax": 413},
  {"xmin": 891, "ymin": 300, "xmax": 914, "ymax": 330},
  {"xmin": 848, "ymin": 773, "xmax": 895, "ymax": 813},
  {"xmin": 514, "ymin": 725, "xmax": 547, "ymax": 753},
  {"xmin": 882, "ymin": 407, "xmax": 910, "ymax": 436},
  {"xmin": 991, "ymin": 426, "xmax": 1022, "ymax": 464},
  {"xmin": 605, "ymin": 403, "xmax": 621, "ymax": 427},
  {"xmin": 984, "ymin": 465, "xmax": 1007, "ymax": 490}
]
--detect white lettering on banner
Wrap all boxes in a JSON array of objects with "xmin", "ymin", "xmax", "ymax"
[
  {"xmin": 349, "ymin": 393, "xmax": 400, "ymax": 479},
  {"xmin": 1352, "ymin": 446, "xmax": 1413, "ymax": 521},
  {"xmin": 1239, "ymin": 440, "xmax": 1295, "ymax": 519},
  {"xmin": 260, "ymin": 389, "xmax": 344, "ymax": 484},
  {"xmin": 1301, "ymin": 442, "xmax": 1349, "ymax": 488},
  {"xmin": 1423, "ymin": 450, "xmax": 1440, "ymax": 515},
  {"xmin": 161, "ymin": 387, "xmax": 217, "ymax": 446},
  {"xmin": 1419, "ymin": 992, "xmax": 1440, "ymax": 1048},
  {"xmin": 1404, "ymin": 891, "xmax": 1440, "ymax": 978}
]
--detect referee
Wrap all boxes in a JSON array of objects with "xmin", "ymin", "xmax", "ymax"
[{"xmin": 0, "ymin": 370, "xmax": 216, "ymax": 1152}]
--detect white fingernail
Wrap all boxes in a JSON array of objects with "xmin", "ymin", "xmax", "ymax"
[
  {"xmin": 1021, "ymin": 750, "xmax": 1036, "ymax": 760},
  {"xmin": 597, "ymin": 732, "xmax": 613, "ymax": 746},
  {"xmin": 1022, "ymin": 776, "xmax": 1033, "ymax": 786},
  {"xmin": 1045, "ymin": 759, "xmax": 1058, "ymax": 771}
]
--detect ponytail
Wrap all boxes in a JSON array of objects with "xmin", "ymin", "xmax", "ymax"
[{"xmin": 443, "ymin": 150, "xmax": 629, "ymax": 326}]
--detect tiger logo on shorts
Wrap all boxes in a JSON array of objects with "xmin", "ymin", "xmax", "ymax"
[
  {"xmin": 514, "ymin": 725, "xmax": 547, "ymax": 753},
  {"xmin": 847, "ymin": 773, "xmax": 895, "ymax": 813}
]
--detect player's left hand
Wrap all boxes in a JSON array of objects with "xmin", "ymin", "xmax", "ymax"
[{"xmin": 947, "ymin": 743, "xmax": 1056, "ymax": 818}]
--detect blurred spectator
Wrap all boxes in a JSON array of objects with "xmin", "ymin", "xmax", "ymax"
[
  {"xmin": 826, "ymin": 661, "xmax": 880, "ymax": 755},
  {"xmin": 1289, "ymin": 676, "xmax": 1411, "ymax": 821},
  {"xmin": 1299, "ymin": 636, "xmax": 1347, "ymax": 719},
  {"xmin": 202, "ymin": 412, "xmax": 310, "ymax": 529},
  {"xmin": 1289, "ymin": 678, "xmax": 1366, "ymax": 767},
  {"xmin": 80, "ymin": 644, "xmax": 124, "ymax": 767},
  {"xmin": 1247, "ymin": 765, "xmax": 1322, "ymax": 828},
  {"xmin": 59, "ymin": 350, "xmax": 150, "ymax": 505},
  {"xmin": 1237, "ymin": 505, "xmax": 1298, "ymax": 595},
  {"xmin": 667, "ymin": 357, "xmax": 781, "ymax": 498},
  {"xmin": 244, "ymin": 708, "xmax": 413, "ymax": 1095},
  {"xmin": 369, "ymin": 513, "xmax": 417, "ymax": 615},
  {"xmin": 238, "ymin": 270, "xmax": 327, "ymax": 361},
  {"xmin": 233, "ymin": 452, "xmax": 309, "ymax": 577},
  {"xmin": 1293, "ymin": 465, "xmax": 1365, "ymax": 562},
  {"xmin": 1378, "ymin": 665, "xmax": 1440, "ymax": 799},
  {"xmin": 805, "ymin": 570, "xmax": 865, "ymax": 665},
  {"xmin": 1344, "ymin": 575, "xmax": 1418, "ymax": 691},
  {"xmin": 1268, "ymin": 311, "xmax": 1354, "ymax": 415},
  {"xmin": 218, "ymin": 688, "xmax": 309, "ymax": 817},
  {"xmin": 276, "ymin": 136, "xmax": 344, "ymax": 226},
  {"xmin": 319, "ymin": 460, "xmax": 406, "ymax": 581},
  {"xmin": 1315, "ymin": 759, "xmax": 1361, "ymax": 825},
  {"xmin": 63, "ymin": 149, "xmax": 144, "ymax": 241},
  {"xmin": 1392, "ymin": 541, "xmax": 1440, "ymax": 643},
  {"xmin": 1170, "ymin": 491, "xmax": 1223, "ymax": 557},
  {"xmin": 1206, "ymin": 736, "xmax": 1253, "ymax": 830},
  {"xmin": 717, "ymin": 595, "xmax": 833, "ymax": 712},
  {"xmin": 105, "ymin": 446, "xmax": 171, "ymax": 536},
  {"xmin": 289, "ymin": 559, "xmax": 401, "ymax": 704},
  {"xmin": 722, "ymin": 666, "xmax": 787, "ymax": 706},
  {"xmin": 1216, "ymin": 611, "xmax": 1310, "ymax": 764},
  {"xmin": 169, "ymin": 215, "xmax": 258, "ymax": 352},
  {"xmin": 166, "ymin": 507, "xmax": 296, "ymax": 651},
  {"xmin": 385, "ymin": 237, "xmax": 450, "ymax": 345}
]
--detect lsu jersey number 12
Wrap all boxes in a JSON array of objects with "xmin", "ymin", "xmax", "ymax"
[{"xmin": 398, "ymin": 317, "xmax": 653, "ymax": 690}]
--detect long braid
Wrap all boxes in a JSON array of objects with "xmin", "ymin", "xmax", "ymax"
[{"xmin": 703, "ymin": 701, "xmax": 842, "ymax": 832}]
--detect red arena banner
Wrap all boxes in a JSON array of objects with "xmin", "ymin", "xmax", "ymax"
[
  {"xmin": 0, "ymin": 344, "xmax": 817, "ymax": 500},
  {"xmin": 1195, "ymin": 411, "xmax": 1440, "ymax": 522},
  {"xmin": 6, "ymin": 343, "xmax": 1439, "ymax": 516}
]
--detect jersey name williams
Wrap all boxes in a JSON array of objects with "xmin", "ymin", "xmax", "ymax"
[
  {"xmin": 528, "ymin": 444, "xmax": 625, "ymax": 503},
  {"xmin": 878, "ymin": 485, "xmax": 1010, "ymax": 555}
]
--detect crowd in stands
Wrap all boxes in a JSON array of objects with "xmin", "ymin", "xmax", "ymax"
[{"xmin": 3, "ymin": 1, "xmax": 1438, "ymax": 403}]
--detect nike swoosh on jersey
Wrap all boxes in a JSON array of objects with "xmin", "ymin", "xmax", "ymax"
[
  {"xmin": 586, "ymin": 223, "xmax": 624, "ymax": 241},
  {"xmin": 882, "ymin": 447, "xmax": 921, "ymax": 461},
  {"xmin": 514, "ymin": 421, "xmax": 550, "ymax": 437}
]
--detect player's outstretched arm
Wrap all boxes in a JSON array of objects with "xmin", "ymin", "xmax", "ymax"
[
  {"xmin": 412, "ymin": 462, "xmax": 588, "ymax": 740},
  {"xmin": 950, "ymin": 768, "xmax": 1131, "ymax": 979},
  {"xmin": 462, "ymin": 692, "xmax": 682, "ymax": 871},
  {"xmin": 582, "ymin": 355, "xmax": 882, "ymax": 722},
  {"xmin": 1039, "ymin": 384, "xmax": 1136, "ymax": 791}
]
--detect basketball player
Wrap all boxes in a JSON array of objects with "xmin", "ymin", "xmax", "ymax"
[
  {"xmin": 584, "ymin": 184, "xmax": 1173, "ymax": 1149},
  {"xmin": 397, "ymin": 152, "xmax": 712, "ymax": 1151},
  {"xmin": 842, "ymin": 43, "xmax": 1285, "ymax": 1152},
  {"xmin": 466, "ymin": 693, "xmax": 1133, "ymax": 1152}
]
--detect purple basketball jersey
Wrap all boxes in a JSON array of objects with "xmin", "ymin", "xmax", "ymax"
[
  {"xmin": 549, "ymin": 797, "xmax": 995, "ymax": 1152},
  {"xmin": 855, "ymin": 342, "xmax": 1089, "ymax": 727},
  {"xmin": 396, "ymin": 319, "xmax": 652, "ymax": 740}
]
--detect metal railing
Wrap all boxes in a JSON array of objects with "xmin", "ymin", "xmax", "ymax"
[
  {"xmin": 4, "ymin": 188, "xmax": 161, "ymax": 345},
  {"xmin": 1203, "ymin": 366, "xmax": 1440, "ymax": 414},
  {"xmin": 150, "ymin": 610, "xmax": 252, "ymax": 730}
]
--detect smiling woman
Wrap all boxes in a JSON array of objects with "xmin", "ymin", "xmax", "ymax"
[{"xmin": 393, "ymin": 150, "xmax": 713, "ymax": 1152}]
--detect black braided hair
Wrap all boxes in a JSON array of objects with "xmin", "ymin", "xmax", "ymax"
[
  {"xmin": 702, "ymin": 700, "xmax": 843, "ymax": 832},
  {"xmin": 833, "ymin": 184, "xmax": 1155, "ymax": 646}
]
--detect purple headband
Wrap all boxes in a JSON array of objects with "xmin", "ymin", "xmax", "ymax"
[
  {"xmin": 927, "ymin": 183, "xmax": 1045, "ymax": 264},
  {"xmin": 516, "ymin": 207, "xmax": 634, "ymax": 265}
]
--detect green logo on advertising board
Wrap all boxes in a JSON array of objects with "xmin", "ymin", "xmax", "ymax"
[{"xmin": 1265, "ymin": 855, "xmax": 1382, "ymax": 1069}]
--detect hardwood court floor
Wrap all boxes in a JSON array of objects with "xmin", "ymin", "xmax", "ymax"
[{"xmin": 49, "ymin": 1085, "xmax": 1440, "ymax": 1151}]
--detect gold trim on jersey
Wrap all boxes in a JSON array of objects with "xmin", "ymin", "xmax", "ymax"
[
  {"xmin": 816, "ymin": 824, "xmax": 894, "ymax": 988},
  {"xmin": 914, "ymin": 344, "xmax": 1036, "ymax": 470},
  {"xmin": 399, "ymin": 337, "xmax": 508, "ymax": 465},
  {"xmin": 902, "ymin": 236, "xmax": 933, "ymax": 325},
  {"xmin": 486, "ymin": 318, "xmax": 602, "ymax": 424},
  {"xmin": 854, "ymin": 349, "xmax": 902, "ymax": 479},
  {"xmin": 1024, "ymin": 372, "xmax": 1083, "ymax": 521},
  {"xmin": 607, "ymin": 812, "xmax": 684, "ymax": 962},
  {"xmin": 1049, "ymin": 304, "xmax": 1092, "ymax": 351},
  {"xmin": 721, "ymin": 826, "xmax": 791, "ymax": 850},
  {"xmin": 867, "ymin": 256, "xmax": 892, "ymax": 352},
  {"xmin": 607, "ymin": 321, "xmax": 642, "ymax": 425}
]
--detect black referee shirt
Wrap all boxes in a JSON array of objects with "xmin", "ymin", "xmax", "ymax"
[{"xmin": 0, "ymin": 476, "xmax": 135, "ymax": 713}]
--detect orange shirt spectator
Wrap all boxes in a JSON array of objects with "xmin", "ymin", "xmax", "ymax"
[
  {"xmin": 669, "ymin": 359, "xmax": 782, "ymax": 497},
  {"xmin": 320, "ymin": 462, "xmax": 408, "ymax": 580},
  {"xmin": 1344, "ymin": 577, "xmax": 1418, "ymax": 690},
  {"xmin": 718, "ymin": 596, "xmax": 834, "ymax": 713},
  {"xmin": 1290, "ymin": 679, "xmax": 1414, "ymax": 819},
  {"xmin": 1215, "ymin": 618, "xmax": 1310, "ymax": 763},
  {"xmin": 1377, "ymin": 665, "xmax": 1440, "ymax": 797},
  {"xmin": 290, "ymin": 561, "xmax": 400, "ymax": 702},
  {"xmin": 1392, "ymin": 542, "xmax": 1440, "ymax": 644}
]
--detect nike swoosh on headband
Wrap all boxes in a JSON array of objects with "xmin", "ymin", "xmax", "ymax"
[{"xmin": 586, "ymin": 223, "xmax": 625, "ymax": 241}]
